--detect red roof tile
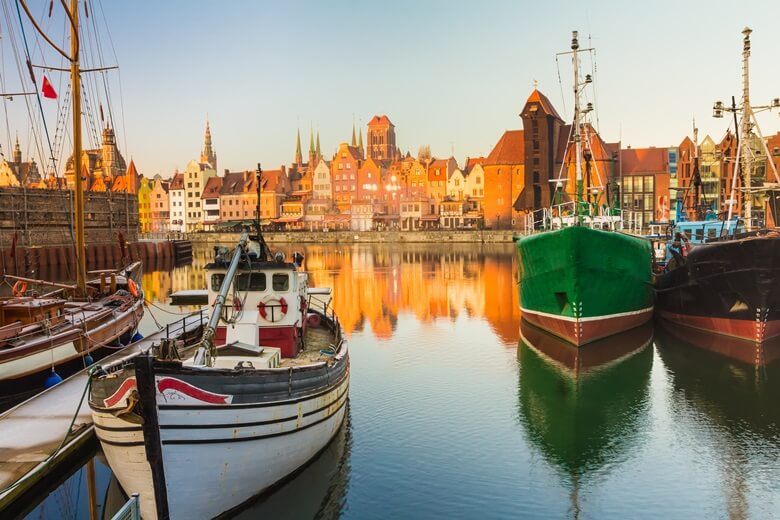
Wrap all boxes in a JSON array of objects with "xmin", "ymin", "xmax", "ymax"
[
  {"xmin": 485, "ymin": 130, "xmax": 525, "ymax": 165},
  {"xmin": 367, "ymin": 115, "xmax": 393, "ymax": 126},
  {"xmin": 201, "ymin": 176, "xmax": 223, "ymax": 198},
  {"xmin": 620, "ymin": 147, "xmax": 668, "ymax": 174},
  {"xmin": 169, "ymin": 172, "xmax": 184, "ymax": 190},
  {"xmin": 526, "ymin": 89, "xmax": 563, "ymax": 121}
]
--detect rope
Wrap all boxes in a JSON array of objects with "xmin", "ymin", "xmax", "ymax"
[
  {"xmin": 144, "ymin": 297, "xmax": 203, "ymax": 316},
  {"xmin": 0, "ymin": 366, "xmax": 97, "ymax": 496}
]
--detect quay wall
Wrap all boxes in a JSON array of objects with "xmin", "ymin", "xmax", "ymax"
[
  {"xmin": 186, "ymin": 230, "xmax": 517, "ymax": 245},
  {"xmin": 0, "ymin": 240, "xmax": 189, "ymax": 280}
]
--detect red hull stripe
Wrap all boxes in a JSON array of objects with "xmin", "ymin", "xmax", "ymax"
[
  {"xmin": 522, "ymin": 308, "xmax": 653, "ymax": 346},
  {"xmin": 103, "ymin": 377, "xmax": 137, "ymax": 408},
  {"xmin": 657, "ymin": 311, "xmax": 780, "ymax": 343},
  {"xmin": 157, "ymin": 377, "xmax": 231, "ymax": 404}
]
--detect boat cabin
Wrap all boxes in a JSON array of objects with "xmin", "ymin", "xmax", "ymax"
[
  {"xmin": 0, "ymin": 298, "xmax": 66, "ymax": 327},
  {"xmin": 674, "ymin": 218, "xmax": 745, "ymax": 245},
  {"xmin": 205, "ymin": 246, "xmax": 308, "ymax": 358}
]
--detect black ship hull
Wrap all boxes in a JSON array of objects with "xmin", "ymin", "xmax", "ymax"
[{"xmin": 654, "ymin": 233, "xmax": 780, "ymax": 343}]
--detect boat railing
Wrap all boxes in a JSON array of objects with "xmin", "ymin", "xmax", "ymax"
[
  {"xmin": 523, "ymin": 201, "xmax": 625, "ymax": 233},
  {"xmin": 111, "ymin": 493, "xmax": 140, "ymax": 520}
]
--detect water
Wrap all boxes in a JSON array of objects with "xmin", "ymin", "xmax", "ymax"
[{"xmin": 20, "ymin": 242, "xmax": 780, "ymax": 519}]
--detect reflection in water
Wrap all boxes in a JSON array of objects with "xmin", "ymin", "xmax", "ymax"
[
  {"xmin": 655, "ymin": 325, "xmax": 780, "ymax": 520},
  {"xmin": 517, "ymin": 321, "xmax": 653, "ymax": 516},
  {"xmin": 231, "ymin": 409, "xmax": 352, "ymax": 519},
  {"xmin": 141, "ymin": 243, "xmax": 521, "ymax": 344}
]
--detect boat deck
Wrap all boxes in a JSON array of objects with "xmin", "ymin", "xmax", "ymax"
[
  {"xmin": 0, "ymin": 312, "xmax": 206, "ymax": 511},
  {"xmin": 279, "ymin": 325, "xmax": 340, "ymax": 368}
]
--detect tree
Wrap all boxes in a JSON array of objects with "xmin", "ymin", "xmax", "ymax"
[{"xmin": 418, "ymin": 145, "xmax": 431, "ymax": 165}]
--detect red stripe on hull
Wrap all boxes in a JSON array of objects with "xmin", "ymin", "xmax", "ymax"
[
  {"xmin": 522, "ymin": 308, "xmax": 653, "ymax": 346},
  {"xmin": 657, "ymin": 311, "xmax": 780, "ymax": 343}
]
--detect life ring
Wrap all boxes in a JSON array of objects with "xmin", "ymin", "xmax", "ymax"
[
  {"xmin": 258, "ymin": 296, "xmax": 288, "ymax": 322},
  {"xmin": 127, "ymin": 279, "xmax": 140, "ymax": 298},
  {"xmin": 233, "ymin": 295, "xmax": 243, "ymax": 311},
  {"xmin": 12, "ymin": 281, "xmax": 27, "ymax": 297}
]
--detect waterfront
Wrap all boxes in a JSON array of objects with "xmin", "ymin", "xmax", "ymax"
[{"xmin": 20, "ymin": 242, "xmax": 780, "ymax": 519}]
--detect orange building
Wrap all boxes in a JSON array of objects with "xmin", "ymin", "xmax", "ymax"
[
  {"xmin": 483, "ymin": 130, "xmax": 524, "ymax": 229},
  {"xmin": 366, "ymin": 115, "xmax": 397, "ymax": 161},
  {"xmin": 331, "ymin": 143, "xmax": 362, "ymax": 204}
]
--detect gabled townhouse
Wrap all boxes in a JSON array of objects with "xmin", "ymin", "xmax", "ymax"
[
  {"xmin": 168, "ymin": 172, "xmax": 186, "ymax": 232},
  {"xmin": 331, "ymin": 143, "xmax": 362, "ymax": 206},
  {"xmin": 149, "ymin": 175, "xmax": 170, "ymax": 233},
  {"xmin": 183, "ymin": 159, "xmax": 217, "ymax": 231},
  {"xmin": 201, "ymin": 176, "xmax": 223, "ymax": 231}
]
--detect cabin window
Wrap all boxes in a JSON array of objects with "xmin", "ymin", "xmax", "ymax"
[
  {"xmin": 211, "ymin": 274, "xmax": 226, "ymax": 291},
  {"xmin": 695, "ymin": 227, "xmax": 704, "ymax": 242},
  {"xmin": 272, "ymin": 273, "xmax": 289, "ymax": 291},
  {"xmin": 707, "ymin": 228, "xmax": 717, "ymax": 239},
  {"xmin": 236, "ymin": 273, "xmax": 266, "ymax": 291}
]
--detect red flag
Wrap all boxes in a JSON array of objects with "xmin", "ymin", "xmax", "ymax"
[{"xmin": 42, "ymin": 75, "xmax": 57, "ymax": 99}]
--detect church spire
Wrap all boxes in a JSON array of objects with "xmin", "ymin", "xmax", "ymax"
[
  {"xmin": 294, "ymin": 128, "xmax": 302, "ymax": 166},
  {"xmin": 309, "ymin": 127, "xmax": 315, "ymax": 155},
  {"xmin": 201, "ymin": 116, "xmax": 217, "ymax": 170},
  {"xmin": 316, "ymin": 131, "xmax": 321, "ymax": 160},
  {"xmin": 351, "ymin": 122, "xmax": 356, "ymax": 147},
  {"xmin": 358, "ymin": 128, "xmax": 364, "ymax": 158},
  {"xmin": 13, "ymin": 135, "xmax": 22, "ymax": 164}
]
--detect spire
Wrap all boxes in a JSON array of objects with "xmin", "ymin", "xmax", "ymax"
[
  {"xmin": 309, "ymin": 127, "xmax": 315, "ymax": 155},
  {"xmin": 351, "ymin": 122, "xmax": 356, "ymax": 147},
  {"xmin": 13, "ymin": 135, "xmax": 21, "ymax": 164},
  {"xmin": 201, "ymin": 116, "xmax": 217, "ymax": 169},
  {"xmin": 358, "ymin": 128, "xmax": 364, "ymax": 158},
  {"xmin": 294, "ymin": 128, "xmax": 302, "ymax": 166},
  {"xmin": 316, "ymin": 131, "xmax": 321, "ymax": 160}
]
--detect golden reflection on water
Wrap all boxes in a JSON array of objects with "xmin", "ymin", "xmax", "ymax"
[{"xmin": 140, "ymin": 242, "xmax": 522, "ymax": 344}]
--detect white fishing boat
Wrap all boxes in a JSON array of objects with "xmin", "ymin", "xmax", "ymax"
[{"xmin": 88, "ymin": 177, "xmax": 349, "ymax": 519}]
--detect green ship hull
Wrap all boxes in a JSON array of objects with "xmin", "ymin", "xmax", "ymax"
[{"xmin": 516, "ymin": 226, "xmax": 653, "ymax": 345}]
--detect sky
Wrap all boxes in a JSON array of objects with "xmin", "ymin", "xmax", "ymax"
[{"xmin": 3, "ymin": 0, "xmax": 780, "ymax": 178}]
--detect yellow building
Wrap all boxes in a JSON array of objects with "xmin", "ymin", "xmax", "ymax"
[{"xmin": 137, "ymin": 176, "xmax": 153, "ymax": 233}]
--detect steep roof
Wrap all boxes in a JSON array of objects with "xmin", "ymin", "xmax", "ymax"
[
  {"xmin": 620, "ymin": 147, "xmax": 668, "ymax": 174},
  {"xmin": 485, "ymin": 130, "xmax": 525, "ymax": 165},
  {"xmin": 169, "ymin": 172, "xmax": 184, "ymax": 190},
  {"xmin": 201, "ymin": 176, "xmax": 223, "ymax": 198},
  {"xmin": 368, "ymin": 115, "xmax": 393, "ymax": 127},
  {"xmin": 220, "ymin": 172, "xmax": 245, "ymax": 195},
  {"xmin": 525, "ymin": 89, "xmax": 563, "ymax": 121}
]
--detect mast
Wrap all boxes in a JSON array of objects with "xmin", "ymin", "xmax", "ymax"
[
  {"xmin": 70, "ymin": 0, "xmax": 86, "ymax": 295},
  {"xmin": 572, "ymin": 31, "xmax": 583, "ymax": 221},
  {"xmin": 740, "ymin": 27, "xmax": 753, "ymax": 229}
]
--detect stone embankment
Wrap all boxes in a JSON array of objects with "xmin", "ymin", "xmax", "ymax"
[{"xmin": 187, "ymin": 230, "xmax": 516, "ymax": 245}]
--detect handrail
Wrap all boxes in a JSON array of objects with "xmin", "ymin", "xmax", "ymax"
[{"xmin": 111, "ymin": 493, "xmax": 140, "ymax": 520}]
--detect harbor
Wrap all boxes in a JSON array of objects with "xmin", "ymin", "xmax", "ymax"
[
  {"xmin": 4, "ymin": 242, "xmax": 779, "ymax": 519},
  {"xmin": 0, "ymin": 1, "xmax": 778, "ymax": 518}
]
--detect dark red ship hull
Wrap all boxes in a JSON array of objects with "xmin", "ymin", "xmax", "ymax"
[{"xmin": 654, "ymin": 233, "xmax": 780, "ymax": 343}]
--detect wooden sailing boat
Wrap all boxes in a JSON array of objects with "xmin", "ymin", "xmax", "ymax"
[
  {"xmin": 88, "ymin": 167, "xmax": 349, "ymax": 520},
  {"xmin": 515, "ymin": 32, "xmax": 653, "ymax": 346},
  {"xmin": 0, "ymin": 0, "xmax": 143, "ymax": 389},
  {"xmin": 654, "ymin": 27, "xmax": 780, "ymax": 344}
]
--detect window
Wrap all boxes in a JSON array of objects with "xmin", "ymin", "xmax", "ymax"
[
  {"xmin": 346, "ymin": 163, "xmax": 351, "ymax": 169},
  {"xmin": 644, "ymin": 194, "xmax": 653, "ymax": 211},
  {"xmin": 476, "ymin": 177, "xmax": 481, "ymax": 184},
  {"xmin": 643, "ymin": 175, "xmax": 654, "ymax": 192},
  {"xmin": 338, "ymin": 164, "xmax": 344, "ymax": 170},
  {"xmin": 272, "ymin": 273, "xmax": 289, "ymax": 291},
  {"xmin": 236, "ymin": 273, "xmax": 266, "ymax": 291},
  {"xmin": 211, "ymin": 274, "xmax": 226, "ymax": 291},
  {"xmin": 632, "ymin": 176, "xmax": 642, "ymax": 193},
  {"xmin": 533, "ymin": 140, "xmax": 539, "ymax": 150}
]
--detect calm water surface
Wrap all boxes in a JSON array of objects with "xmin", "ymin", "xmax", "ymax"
[{"xmin": 21, "ymin": 242, "xmax": 780, "ymax": 519}]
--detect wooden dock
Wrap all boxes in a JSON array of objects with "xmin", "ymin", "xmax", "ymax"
[{"xmin": 0, "ymin": 312, "xmax": 205, "ymax": 511}]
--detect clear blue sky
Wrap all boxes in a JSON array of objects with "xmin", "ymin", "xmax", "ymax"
[{"xmin": 5, "ymin": 0, "xmax": 780, "ymax": 177}]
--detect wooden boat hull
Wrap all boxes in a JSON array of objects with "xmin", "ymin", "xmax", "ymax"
[
  {"xmin": 516, "ymin": 226, "xmax": 654, "ymax": 346},
  {"xmin": 90, "ymin": 340, "xmax": 349, "ymax": 520},
  {"xmin": 0, "ymin": 298, "xmax": 143, "ymax": 383}
]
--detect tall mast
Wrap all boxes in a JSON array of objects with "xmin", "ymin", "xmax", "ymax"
[
  {"xmin": 70, "ymin": 0, "xmax": 86, "ymax": 295},
  {"xmin": 572, "ymin": 31, "xmax": 583, "ymax": 213},
  {"xmin": 740, "ymin": 27, "xmax": 753, "ymax": 229}
]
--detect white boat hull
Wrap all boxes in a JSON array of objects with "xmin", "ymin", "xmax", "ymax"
[{"xmin": 94, "ymin": 371, "xmax": 349, "ymax": 519}]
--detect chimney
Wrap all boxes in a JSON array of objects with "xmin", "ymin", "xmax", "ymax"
[{"xmin": 224, "ymin": 168, "xmax": 229, "ymax": 176}]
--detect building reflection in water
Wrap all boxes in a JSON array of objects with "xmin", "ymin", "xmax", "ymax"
[
  {"xmin": 654, "ymin": 325, "xmax": 780, "ymax": 520},
  {"xmin": 141, "ymin": 242, "xmax": 521, "ymax": 344},
  {"xmin": 516, "ymin": 320, "xmax": 654, "ymax": 517}
]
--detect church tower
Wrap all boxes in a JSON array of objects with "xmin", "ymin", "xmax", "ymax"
[
  {"xmin": 13, "ymin": 137, "xmax": 22, "ymax": 164},
  {"xmin": 200, "ymin": 117, "xmax": 217, "ymax": 170},
  {"xmin": 308, "ymin": 128, "xmax": 316, "ymax": 165}
]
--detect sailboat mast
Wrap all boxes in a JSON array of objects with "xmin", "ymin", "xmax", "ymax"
[
  {"xmin": 70, "ymin": 0, "xmax": 86, "ymax": 295},
  {"xmin": 740, "ymin": 27, "xmax": 752, "ymax": 230},
  {"xmin": 572, "ymin": 31, "xmax": 583, "ymax": 209}
]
